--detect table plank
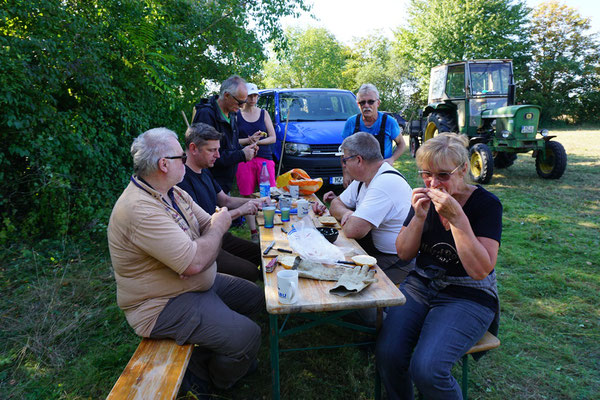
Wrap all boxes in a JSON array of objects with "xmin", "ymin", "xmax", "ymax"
[{"xmin": 260, "ymin": 195, "xmax": 405, "ymax": 315}]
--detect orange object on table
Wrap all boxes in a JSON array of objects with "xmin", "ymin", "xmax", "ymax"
[{"xmin": 276, "ymin": 168, "xmax": 323, "ymax": 195}]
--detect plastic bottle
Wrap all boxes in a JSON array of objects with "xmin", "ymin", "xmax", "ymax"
[{"xmin": 259, "ymin": 162, "xmax": 271, "ymax": 198}]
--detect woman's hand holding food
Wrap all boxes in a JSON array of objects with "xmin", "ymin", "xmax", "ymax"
[
  {"xmin": 411, "ymin": 187, "xmax": 431, "ymax": 219},
  {"xmin": 426, "ymin": 188, "xmax": 464, "ymax": 227}
]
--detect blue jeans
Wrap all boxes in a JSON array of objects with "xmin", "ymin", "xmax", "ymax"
[{"xmin": 376, "ymin": 274, "xmax": 495, "ymax": 400}]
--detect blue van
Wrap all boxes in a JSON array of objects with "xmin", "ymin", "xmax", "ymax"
[{"xmin": 257, "ymin": 88, "xmax": 360, "ymax": 185}]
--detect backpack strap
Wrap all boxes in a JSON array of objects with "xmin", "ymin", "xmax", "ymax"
[
  {"xmin": 357, "ymin": 168, "xmax": 407, "ymax": 197},
  {"xmin": 375, "ymin": 113, "xmax": 388, "ymax": 158}
]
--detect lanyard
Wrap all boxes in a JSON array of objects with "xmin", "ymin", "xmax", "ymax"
[{"xmin": 131, "ymin": 176, "xmax": 190, "ymax": 228}]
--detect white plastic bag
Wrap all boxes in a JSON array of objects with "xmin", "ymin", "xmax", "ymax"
[{"xmin": 287, "ymin": 216, "xmax": 345, "ymax": 263}]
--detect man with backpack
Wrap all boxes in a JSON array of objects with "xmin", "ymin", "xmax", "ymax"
[
  {"xmin": 328, "ymin": 132, "xmax": 413, "ymax": 285},
  {"xmin": 192, "ymin": 75, "xmax": 258, "ymax": 194}
]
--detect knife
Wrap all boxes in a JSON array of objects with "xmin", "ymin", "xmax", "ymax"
[
  {"xmin": 277, "ymin": 248, "xmax": 293, "ymax": 253},
  {"xmin": 336, "ymin": 260, "xmax": 357, "ymax": 265},
  {"xmin": 263, "ymin": 240, "xmax": 276, "ymax": 255},
  {"xmin": 292, "ymin": 256, "xmax": 302, "ymax": 270}
]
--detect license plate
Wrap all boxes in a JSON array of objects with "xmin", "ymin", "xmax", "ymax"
[
  {"xmin": 521, "ymin": 125, "xmax": 535, "ymax": 133},
  {"xmin": 329, "ymin": 176, "xmax": 343, "ymax": 185}
]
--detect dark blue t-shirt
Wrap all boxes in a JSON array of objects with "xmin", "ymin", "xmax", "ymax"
[
  {"xmin": 237, "ymin": 109, "xmax": 272, "ymax": 160},
  {"xmin": 177, "ymin": 165, "xmax": 221, "ymax": 215},
  {"xmin": 403, "ymin": 185, "xmax": 502, "ymax": 277}
]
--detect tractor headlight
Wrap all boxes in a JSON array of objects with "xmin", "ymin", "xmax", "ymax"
[
  {"xmin": 539, "ymin": 129, "xmax": 549, "ymax": 137},
  {"xmin": 501, "ymin": 130, "xmax": 510, "ymax": 138},
  {"xmin": 284, "ymin": 143, "xmax": 311, "ymax": 156}
]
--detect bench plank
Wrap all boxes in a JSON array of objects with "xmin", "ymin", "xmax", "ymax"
[
  {"xmin": 107, "ymin": 338, "xmax": 194, "ymax": 400},
  {"xmin": 465, "ymin": 331, "xmax": 500, "ymax": 355}
]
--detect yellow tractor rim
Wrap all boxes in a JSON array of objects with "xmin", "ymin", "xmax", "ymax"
[
  {"xmin": 424, "ymin": 122, "xmax": 437, "ymax": 141},
  {"xmin": 538, "ymin": 150, "xmax": 555, "ymax": 174},
  {"xmin": 470, "ymin": 152, "xmax": 482, "ymax": 176}
]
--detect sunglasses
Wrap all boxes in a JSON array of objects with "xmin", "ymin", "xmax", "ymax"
[
  {"xmin": 165, "ymin": 154, "xmax": 187, "ymax": 163},
  {"xmin": 358, "ymin": 99, "xmax": 378, "ymax": 106},
  {"xmin": 341, "ymin": 154, "xmax": 358, "ymax": 165},
  {"xmin": 230, "ymin": 93, "xmax": 247, "ymax": 106},
  {"xmin": 418, "ymin": 164, "xmax": 461, "ymax": 181}
]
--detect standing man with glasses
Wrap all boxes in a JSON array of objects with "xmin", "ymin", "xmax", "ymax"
[
  {"xmin": 107, "ymin": 128, "xmax": 264, "ymax": 398},
  {"xmin": 341, "ymin": 83, "xmax": 406, "ymax": 187},
  {"xmin": 192, "ymin": 75, "xmax": 258, "ymax": 194}
]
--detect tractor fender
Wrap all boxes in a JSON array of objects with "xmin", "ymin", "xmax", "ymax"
[{"xmin": 424, "ymin": 101, "xmax": 457, "ymax": 117}]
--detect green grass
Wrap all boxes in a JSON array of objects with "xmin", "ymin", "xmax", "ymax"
[{"xmin": 1, "ymin": 130, "xmax": 599, "ymax": 399}]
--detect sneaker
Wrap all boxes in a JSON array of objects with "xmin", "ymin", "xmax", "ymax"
[
  {"xmin": 179, "ymin": 368, "xmax": 211, "ymax": 399},
  {"xmin": 250, "ymin": 232, "xmax": 260, "ymax": 243}
]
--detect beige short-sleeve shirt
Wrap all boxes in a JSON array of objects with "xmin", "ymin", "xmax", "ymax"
[{"xmin": 107, "ymin": 177, "xmax": 216, "ymax": 337}]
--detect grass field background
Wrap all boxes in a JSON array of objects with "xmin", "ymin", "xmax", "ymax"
[{"xmin": 1, "ymin": 130, "xmax": 599, "ymax": 399}]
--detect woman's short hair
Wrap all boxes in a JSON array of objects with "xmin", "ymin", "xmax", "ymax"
[
  {"xmin": 340, "ymin": 131, "xmax": 383, "ymax": 162},
  {"xmin": 131, "ymin": 128, "xmax": 178, "ymax": 177},
  {"xmin": 185, "ymin": 122, "xmax": 222, "ymax": 149},
  {"xmin": 416, "ymin": 132, "xmax": 469, "ymax": 170}
]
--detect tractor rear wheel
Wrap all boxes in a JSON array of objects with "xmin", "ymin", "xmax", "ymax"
[
  {"xmin": 424, "ymin": 112, "xmax": 458, "ymax": 142},
  {"xmin": 409, "ymin": 135, "xmax": 420, "ymax": 158},
  {"xmin": 469, "ymin": 143, "xmax": 494, "ymax": 184},
  {"xmin": 493, "ymin": 152, "xmax": 517, "ymax": 169},
  {"xmin": 536, "ymin": 141, "xmax": 567, "ymax": 179}
]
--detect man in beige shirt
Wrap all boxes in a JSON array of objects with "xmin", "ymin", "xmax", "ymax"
[{"xmin": 107, "ymin": 127, "xmax": 264, "ymax": 396}]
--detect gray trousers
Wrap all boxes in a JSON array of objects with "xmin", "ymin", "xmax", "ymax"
[{"xmin": 149, "ymin": 273, "xmax": 265, "ymax": 389}]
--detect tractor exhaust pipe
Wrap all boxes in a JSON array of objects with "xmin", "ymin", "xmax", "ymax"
[{"xmin": 507, "ymin": 83, "xmax": 516, "ymax": 106}]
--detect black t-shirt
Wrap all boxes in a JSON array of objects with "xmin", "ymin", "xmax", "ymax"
[
  {"xmin": 177, "ymin": 165, "xmax": 221, "ymax": 215},
  {"xmin": 403, "ymin": 185, "xmax": 502, "ymax": 277}
]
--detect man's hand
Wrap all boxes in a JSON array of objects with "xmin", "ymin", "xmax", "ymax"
[
  {"xmin": 323, "ymin": 191, "xmax": 337, "ymax": 203},
  {"xmin": 340, "ymin": 210, "xmax": 354, "ymax": 226},
  {"xmin": 211, "ymin": 207, "xmax": 231, "ymax": 232},
  {"xmin": 243, "ymin": 144, "xmax": 257, "ymax": 161},
  {"xmin": 240, "ymin": 200, "xmax": 259, "ymax": 216},
  {"xmin": 312, "ymin": 202, "xmax": 327, "ymax": 216}
]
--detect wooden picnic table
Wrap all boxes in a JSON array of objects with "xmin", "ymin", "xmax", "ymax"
[{"xmin": 258, "ymin": 193, "xmax": 406, "ymax": 399}]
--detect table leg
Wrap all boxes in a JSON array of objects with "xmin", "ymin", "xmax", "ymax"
[{"xmin": 269, "ymin": 314, "xmax": 280, "ymax": 400}]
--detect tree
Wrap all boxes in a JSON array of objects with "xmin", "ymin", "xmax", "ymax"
[
  {"xmin": 520, "ymin": 1, "xmax": 600, "ymax": 124},
  {"xmin": 344, "ymin": 34, "xmax": 410, "ymax": 112},
  {"xmin": 393, "ymin": 0, "xmax": 530, "ymax": 103},
  {"xmin": 261, "ymin": 27, "xmax": 347, "ymax": 88},
  {"xmin": 0, "ymin": 0, "xmax": 310, "ymax": 240}
]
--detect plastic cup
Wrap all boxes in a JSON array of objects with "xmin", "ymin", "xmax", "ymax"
[
  {"xmin": 280, "ymin": 207, "xmax": 290, "ymax": 222},
  {"xmin": 263, "ymin": 206, "xmax": 276, "ymax": 228}
]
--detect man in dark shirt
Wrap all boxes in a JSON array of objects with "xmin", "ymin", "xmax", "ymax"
[
  {"xmin": 178, "ymin": 123, "xmax": 268, "ymax": 282},
  {"xmin": 191, "ymin": 75, "xmax": 258, "ymax": 193}
]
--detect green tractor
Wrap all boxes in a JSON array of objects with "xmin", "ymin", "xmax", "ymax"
[{"xmin": 406, "ymin": 59, "xmax": 567, "ymax": 183}]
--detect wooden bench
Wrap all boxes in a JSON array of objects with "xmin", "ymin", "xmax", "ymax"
[
  {"xmin": 460, "ymin": 331, "xmax": 500, "ymax": 400},
  {"xmin": 106, "ymin": 338, "xmax": 194, "ymax": 400}
]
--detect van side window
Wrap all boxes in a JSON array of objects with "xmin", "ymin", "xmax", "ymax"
[{"xmin": 258, "ymin": 94, "xmax": 275, "ymax": 121}]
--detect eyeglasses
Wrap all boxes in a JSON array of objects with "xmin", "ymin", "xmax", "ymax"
[
  {"xmin": 418, "ymin": 164, "xmax": 462, "ymax": 181},
  {"xmin": 341, "ymin": 154, "xmax": 358, "ymax": 165},
  {"xmin": 165, "ymin": 154, "xmax": 187, "ymax": 163},
  {"xmin": 229, "ymin": 93, "xmax": 247, "ymax": 106},
  {"xmin": 358, "ymin": 99, "xmax": 378, "ymax": 107}
]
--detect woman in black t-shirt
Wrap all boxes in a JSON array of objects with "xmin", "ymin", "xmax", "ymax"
[{"xmin": 376, "ymin": 133, "xmax": 502, "ymax": 400}]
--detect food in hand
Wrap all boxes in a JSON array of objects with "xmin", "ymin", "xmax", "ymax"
[
  {"xmin": 351, "ymin": 255, "xmax": 377, "ymax": 267},
  {"xmin": 318, "ymin": 216, "xmax": 338, "ymax": 226},
  {"xmin": 260, "ymin": 131, "xmax": 268, "ymax": 137}
]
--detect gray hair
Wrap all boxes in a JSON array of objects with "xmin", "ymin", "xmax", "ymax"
[
  {"xmin": 220, "ymin": 75, "xmax": 246, "ymax": 96},
  {"xmin": 131, "ymin": 127, "xmax": 178, "ymax": 177},
  {"xmin": 357, "ymin": 83, "xmax": 379, "ymax": 99},
  {"xmin": 185, "ymin": 122, "xmax": 222, "ymax": 149},
  {"xmin": 340, "ymin": 131, "xmax": 383, "ymax": 162}
]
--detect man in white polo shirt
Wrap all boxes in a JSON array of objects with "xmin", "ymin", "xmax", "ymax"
[{"xmin": 329, "ymin": 132, "xmax": 413, "ymax": 284}]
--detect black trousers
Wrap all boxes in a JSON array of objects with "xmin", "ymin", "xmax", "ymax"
[{"xmin": 217, "ymin": 232, "xmax": 262, "ymax": 281}]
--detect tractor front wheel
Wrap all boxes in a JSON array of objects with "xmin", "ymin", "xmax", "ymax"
[
  {"xmin": 469, "ymin": 143, "xmax": 494, "ymax": 184},
  {"xmin": 409, "ymin": 135, "xmax": 420, "ymax": 158},
  {"xmin": 536, "ymin": 141, "xmax": 567, "ymax": 179}
]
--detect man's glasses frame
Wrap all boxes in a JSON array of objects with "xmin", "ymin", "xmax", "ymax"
[
  {"xmin": 165, "ymin": 154, "xmax": 187, "ymax": 163},
  {"xmin": 341, "ymin": 154, "xmax": 359, "ymax": 165},
  {"xmin": 417, "ymin": 164, "xmax": 462, "ymax": 181},
  {"xmin": 229, "ymin": 93, "xmax": 247, "ymax": 106},
  {"xmin": 358, "ymin": 99, "xmax": 378, "ymax": 107}
]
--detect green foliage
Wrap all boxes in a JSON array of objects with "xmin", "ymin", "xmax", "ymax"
[
  {"xmin": 261, "ymin": 27, "xmax": 348, "ymax": 88},
  {"xmin": 0, "ymin": 0, "xmax": 309, "ymax": 241},
  {"xmin": 393, "ymin": 0, "xmax": 530, "ymax": 104},
  {"xmin": 520, "ymin": 1, "xmax": 600, "ymax": 124}
]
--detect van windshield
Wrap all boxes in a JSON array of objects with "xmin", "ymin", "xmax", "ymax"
[{"xmin": 279, "ymin": 91, "xmax": 360, "ymax": 121}]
